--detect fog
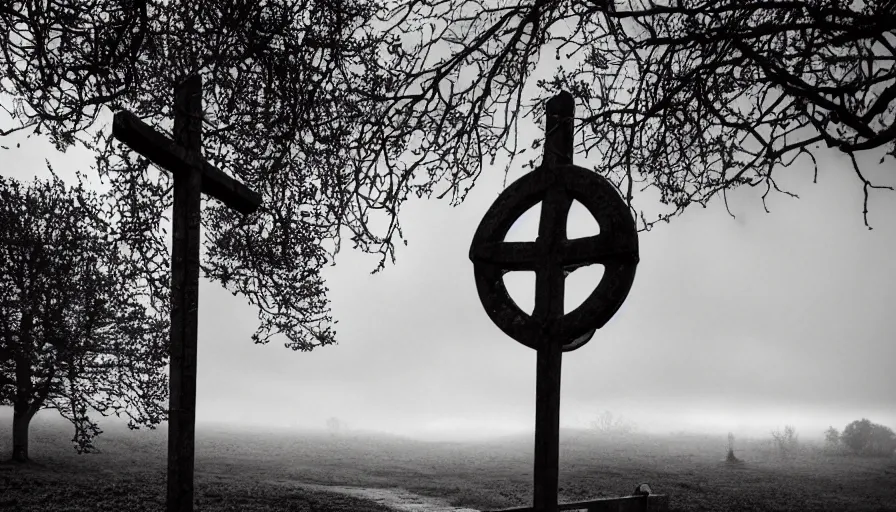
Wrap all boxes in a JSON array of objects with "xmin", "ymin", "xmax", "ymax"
[{"xmin": 3, "ymin": 103, "xmax": 895, "ymax": 448}]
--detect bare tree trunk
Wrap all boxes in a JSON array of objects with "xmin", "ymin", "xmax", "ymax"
[
  {"xmin": 11, "ymin": 408, "xmax": 33, "ymax": 462},
  {"xmin": 12, "ymin": 311, "xmax": 35, "ymax": 463}
]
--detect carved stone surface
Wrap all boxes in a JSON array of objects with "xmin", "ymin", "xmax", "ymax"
[{"xmin": 469, "ymin": 163, "xmax": 639, "ymax": 351}]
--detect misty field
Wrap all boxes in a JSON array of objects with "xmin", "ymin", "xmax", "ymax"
[{"xmin": 2, "ymin": 416, "xmax": 895, "ymax": 511}]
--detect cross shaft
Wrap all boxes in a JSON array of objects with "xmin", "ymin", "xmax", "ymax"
[
  {"xmin": 532, "ymin": 91, "xmax": 575, "ymax": 512},
  {"xmin": 111, "ymin": 75, "xmax": 261, "ymax": 512}
]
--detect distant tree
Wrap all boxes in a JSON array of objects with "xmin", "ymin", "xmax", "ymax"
[
  {"xmin": 726, "ymin": 431, "xmax": 740, "ymax": 463},
  {"xmin": 823, "ymin": 426, "xmax": 841, "ymax": 452},
  {"xmin": 771, "ymin": 425, "xmax": 799, "ymax": 458},
  {"xmin": 378, "ymin": 0, "xmax": 896, "ymax": 228},
  {"xmin": 0, "ymin": 174, "xmax": 167, "ymax": 462},
  {"xmin": 840, "ymin": 418, "xmax": 896, "ymax": 457}
]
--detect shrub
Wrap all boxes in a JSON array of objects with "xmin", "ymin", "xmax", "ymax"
[
  {"xmin": 840, "ymin": 419, "xmax": 896, "ymax": 457},
  {"xmin": 590, "ymin": 411, "xmax": 635, "ymax": 436},
  {"xmin": 771, "ymin": 425, "xmax": 799, "ymax": 458}
]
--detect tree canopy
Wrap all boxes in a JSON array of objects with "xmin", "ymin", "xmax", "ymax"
[
  {"xmin": 840, "ymin": 418, "xmax": 896, "ymax": 457},
  {"xmin": 0, "ymin": 174, "xmax": 167, "ymax": 460},
  {"xmin": 2, "ymin": 0, "xmax": 894, "ymax": 351}
]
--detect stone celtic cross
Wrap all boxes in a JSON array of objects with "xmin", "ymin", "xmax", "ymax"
[
  {"xmin": 112, "ymin": 75, "xmax": 261, "ymax": 512},
  {"xmin": 469, "ymin": 91, "xmax": 639, "ymax": 512}
]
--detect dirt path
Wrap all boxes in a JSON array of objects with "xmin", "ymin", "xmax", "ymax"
[{"xmin": 293, "ymin": 482, "xmax": 482, "ymax": 512}]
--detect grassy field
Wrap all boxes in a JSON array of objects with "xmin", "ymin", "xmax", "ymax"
[{"xmin": 2, "ymin": 415, "xmax": 895, "ymax": 511}]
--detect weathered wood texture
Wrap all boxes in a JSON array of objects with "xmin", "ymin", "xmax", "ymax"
[{"xmin": 485, "ymin": 494, "xmax": 670, "ymax": 512}]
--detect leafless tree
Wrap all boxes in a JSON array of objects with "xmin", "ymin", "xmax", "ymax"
[
  {"xmin": 374, "ymin": 0, "xmax": 896, "ymax": 228},
  {"xmin": 771, "ymin": 424, "xmax": 799, "ymax": 458},
  {"xmin": 3, "ymin": 0, "xmax": 895, "ymax": 354},
  {"xmin": 590, "ymin": 410, "xmax": 635, "ymax": 435},
  {"xmin": 1, "ymin": 0, "xmax": 408, "ymax": 352}
]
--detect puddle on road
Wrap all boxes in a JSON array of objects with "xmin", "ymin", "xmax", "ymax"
[{"xmin": 293, "ymin": 482, "xmax": 481, "ymax": 512}]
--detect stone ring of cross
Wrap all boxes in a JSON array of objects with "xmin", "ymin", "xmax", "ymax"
[{"xmin": 469, "ymin": 164, "xmax": 639, "ymax": 351}]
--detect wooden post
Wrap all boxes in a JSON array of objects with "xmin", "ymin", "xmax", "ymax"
[
  {"xmin": 167, "ymin": 75, "xmax": 203, "ymax": 512},
  {"xmin": 533, "ymin": 92, "xmax": 575, "ymax": 512},
  {"xmin": 111, "ymin": 75, "xmax": 261, "ymax": 512},
  {"xmin": 543, "ymin": 91, "xmax": 575, "ymax": 170},
  {"xmin": 471, "ymin": 91, "xmax": 644, "ymax": 512},
  {"xmin": 533, "ymin": 340, "xmax": 563, "ymax": 512}
]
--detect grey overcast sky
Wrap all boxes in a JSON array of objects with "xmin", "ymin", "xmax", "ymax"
[{"xmin": 3, "ymin": 96, "xmax": 895, "ymax": 442}]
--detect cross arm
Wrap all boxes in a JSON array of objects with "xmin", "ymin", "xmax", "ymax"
[
  {"xmin": 562, "ymin": 233, "xmax": 639, "ymax": 267},
  {"xmin": 469, "ymin": 241, "xmax": 541, "ymax": 271},
  {"xmin": 112, "ymin": 110, "xmax": 262, "ymax": 215}
]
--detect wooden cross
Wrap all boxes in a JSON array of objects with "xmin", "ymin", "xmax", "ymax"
[{"xmin": 112, "ymin": 75, "xmax": 262, "ymax": 512}]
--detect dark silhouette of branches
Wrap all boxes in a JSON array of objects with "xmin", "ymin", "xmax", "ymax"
[
  {"xmin": 3, "ymin": 0, "xmax": 894, "ymax": 353},
  {"xmin": 1, "ymin": 0, "xmax": 411, "ymax": 351},
  {"xmin": 374, "ymin": 0, "xmax": 896, "ymax": 228}
]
